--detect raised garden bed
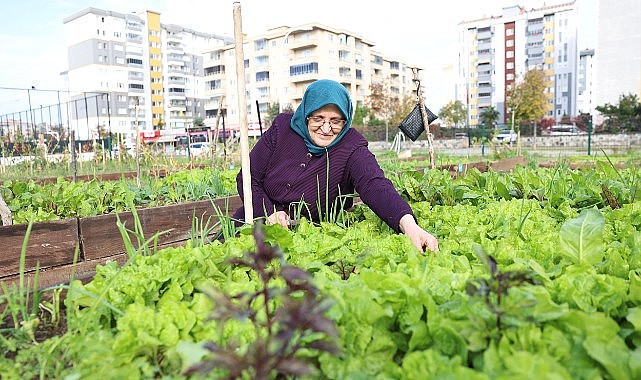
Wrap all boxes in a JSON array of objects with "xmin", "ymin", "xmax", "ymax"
[
  {"xmin": 0, "ymin": 157, "xmax": 529, "ymax": 290},
  {"xmin": 0, "ymin": 196, "xmax": 242, "ymax": 289}
]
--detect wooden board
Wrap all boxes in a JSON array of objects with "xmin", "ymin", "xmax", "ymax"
[
  {"xmin": 81, "ymin": 196, "xmax": 243, "ymax": 260},
  {"xmin": 0, "ymin": 254, "xmax": 129, "ymax": 291},
  {"xmin": 0, "ymin": 219, "xmax": 79, "ymax": 278}
]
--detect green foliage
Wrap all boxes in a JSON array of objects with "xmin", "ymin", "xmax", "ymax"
[
  {"xmin": 507, "ymin": 69, "xmax": 551, "ymax": 128},
  {"xmin": 185, "ymin": 223, "xmax": 339, "ymax": 379},
  {"xmin": 2, "ymin": 161, "xmax": 641, "ymax": 379},
  {"xmin": 193, "ymin": 117, "xmax": 205, "ymax": 127},
  {"xmin": 465, "ymin": 245, "xmax": 541, "ymax": 337},
  {"xmin": 353, "ymin": 104, "xmax": 368, "ymax": 126},
  {"xmin": 479, "ymin": 106, "xmax": 500, "ymax": 129},
  {"xmin": 1, "ymin": 167, "xmax": 239, "ymax": 224},
  {"xmin": 439, "ymin": 100, "xmax": 467, "ymax": 127},
  {"xmin": 595, "ymin": 93, "xmax": 641, "ymax": 133}
]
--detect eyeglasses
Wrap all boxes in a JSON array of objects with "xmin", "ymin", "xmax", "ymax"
[{"xmin": 306, "ymin": 115, "xmax": 346, "ymax": 130}]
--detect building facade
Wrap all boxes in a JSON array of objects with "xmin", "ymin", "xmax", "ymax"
[
  {"xmin": 62, "ymin": 7, "xmax": 231, "ymax": 141},
  {"xmin": 594, "ymin": 0, "xmax": 641, "ymax": 110},
  {"xmin": 202, "ymin": 23, "xmax": 419, "ymax": 132},
  {"xmin": 577, "ymin": 48, "xmax": 596, "ymax": 115},
  {"xmin": 63, "ymin": 8, "xmax": 419, "ymax": 142},
  {"xmin": 456, "ymin": 2, "xmax": 578, "ymax": 127}
]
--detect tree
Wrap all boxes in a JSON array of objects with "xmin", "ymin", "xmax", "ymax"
[
  {"xmin": 193, "ymin": 117, "xmax": 205, "ymax": 127},
  {"xmin": 506, "ymin": 69, "xmax": 550, "ymax": 131},
  {"xmin": 595, "ymin": 93, "xmax": 641, "ymax": 132},
  {"xmin": 353, "ymin": 104, "xmax": 368, "ymax": 126},
  {"xmin": 438, "ymin": 100, "xmax": 466, "ymax": 127},
  {"xmin": 392, "ymin": 96, "xmax": 417, "ymax": 127},
  {"xmin": 266, "ymin": 102, "xmax": 281, "ymax": 127},
  {"xmin": 479, "ymin": 106, "xmax": 499, "ymax": 129},
  {"xmin": 366, "ymin": 81, "xmax": 401, "ymax": 142}
]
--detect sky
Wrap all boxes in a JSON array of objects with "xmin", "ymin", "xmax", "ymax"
[{"xmin": 0, "ymin": 0, "xmax": 598, "ymax": 120}]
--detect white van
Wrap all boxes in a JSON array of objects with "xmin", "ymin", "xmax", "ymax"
[{"xmin": 550, "ymin": 125, "xmax": 585, "ymax": 136}]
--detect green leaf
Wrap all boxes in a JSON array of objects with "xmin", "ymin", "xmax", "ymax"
[
  {"xmin": 559, "ymin": 208, "xmax": 604, "ymax": 265},
  {"xmin": 495, "ymin": 180, "xmax": 512, "ymax": 200}
]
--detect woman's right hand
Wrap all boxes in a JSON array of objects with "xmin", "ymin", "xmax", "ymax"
[{"xmin": 268, "ymin": 211, "xmax": 290, "ymax": 228}]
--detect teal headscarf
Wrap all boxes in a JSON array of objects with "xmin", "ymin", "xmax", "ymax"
[{"xmin": 290, "ymin": 79, "xmax": 354, "ymax": 156}]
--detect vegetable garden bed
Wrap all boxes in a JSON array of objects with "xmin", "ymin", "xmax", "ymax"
[
  {"xmin": 1, "ymin": 156, "xmax": 640, "ymax": 378},
  {"xmin": 0, "ymin": 196, "xmax": 242, "ymax": 289},
  {"xmin": 0, "ymin": 157, "xmax": 529, "ymax": 289}
]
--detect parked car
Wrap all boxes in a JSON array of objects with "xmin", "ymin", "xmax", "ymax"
[
  {"xmin": 550, "ymin": 124, "xmax": 586, "ymax": 136},
  {"xmin": 492, "ymin": 129, "xmax": 518, "ymax": 144},
  {"xmin": 189, "ymin": 142, "xmax": 211, "ymax": 157}
]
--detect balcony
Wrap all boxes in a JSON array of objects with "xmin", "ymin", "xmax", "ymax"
[
  {"xmin": 287, "ymin": 38, "xmax": 317, "ymax": 51},
  {"xmin": 167, "ymin": 53, "xmax": 184, "ymax": 65},
  {"xmin": 289, "ymin": 72, "xmax": 319, "ymax": 84}
]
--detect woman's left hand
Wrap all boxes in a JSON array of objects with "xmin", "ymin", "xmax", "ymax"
[{"xmin": 399, "ymin": 214, "xmax": 439, "ymax": 253}]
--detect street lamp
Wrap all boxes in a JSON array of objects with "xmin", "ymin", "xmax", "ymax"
[{"xmin": 27, "ymin": 86, "xmax": 35, "ymax": 138}]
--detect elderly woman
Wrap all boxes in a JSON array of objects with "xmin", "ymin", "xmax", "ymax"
[{"xmin": 232, "ymin": 79, "xmax": 438, "ymax": 252}]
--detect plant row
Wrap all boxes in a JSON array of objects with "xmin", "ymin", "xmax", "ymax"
[
  {"xmin": 0, "ymin": 168, "xmax": 238, "ymax": 224},
  {"xmin": 1, "ymin": 160, "xmax": 640, "ymax": 378}
]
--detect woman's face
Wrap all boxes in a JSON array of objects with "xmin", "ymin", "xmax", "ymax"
[{"xmin": 306, "ymin": 104, "xmax": 347, "ymax": 147}]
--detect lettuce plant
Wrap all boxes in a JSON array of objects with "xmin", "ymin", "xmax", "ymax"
[{"xmin": 186, "ymin": 222, "xmax": 339, "ymax": 379}]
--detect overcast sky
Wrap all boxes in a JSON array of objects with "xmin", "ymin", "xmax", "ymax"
[{"xmin": 0, "ymin": 0, "xmax": 597, "ymax": 119}]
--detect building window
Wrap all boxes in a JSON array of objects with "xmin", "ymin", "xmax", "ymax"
[
  {"xmin": 256, "ymin": 71, "xmax": 270, "ymax": 82},
  {"xmin": 254, "ymin": 39, "xmax": 267, "ymax": 51},
  {"xmin": 257, "ymin": 87, "xmax": 269, "ymax": 97},
  {"xmin": 206, "ymin": 79, "xmax": 222, "ymax": 90},
  {"xmin": 339, "ymin": 66, "xmax": 351, "ymax": 78},
  {"xmin": 255, "ymin": 55, "xmax": 269, "ymax": 66},
  {"xmin": 289, "ymin": 62, "xmax": 318, "ymax": 76}
]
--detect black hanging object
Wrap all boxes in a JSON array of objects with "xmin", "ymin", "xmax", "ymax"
[{"xmin": 398, "ymin": 78, "xmax": 438, "ymax": 141}]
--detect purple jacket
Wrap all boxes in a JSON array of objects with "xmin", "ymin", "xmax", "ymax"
[{"xmin": 232, "ymin": 113, "xmax": 414, "ymax": 233}]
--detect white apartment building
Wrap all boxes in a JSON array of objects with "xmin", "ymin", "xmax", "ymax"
[
  {"xmin": 456, "ymin": 2, "xmax": 578, "ymax": 127},
  {"xmin": 201, "ymin": 23, "xmax": 419, "ymax": 132},
  {"xmin": 63, "ymin": 8, "xmax": 420, "ymax": 143},
  {"xmin": 595, "ymin": 0, "xmax": 641, "ymax": 110},
  {"xmin": 577, "ymin": 48, "xmax": 596, "ymax": 115},
  {"xmin": 62, "ymin": 8, "xmax": 231, "ymax": 141}
]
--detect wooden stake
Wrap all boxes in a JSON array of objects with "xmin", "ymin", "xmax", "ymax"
[
  {"xmin": 413, "ymin": 68, "xmax": 435, "ymax": 169},
  {"xmin": 233, "ymin": 2, "xmax": 253, "ymax": 224}
]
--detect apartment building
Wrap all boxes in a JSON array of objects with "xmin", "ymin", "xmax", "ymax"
[
  {"xmin": 63, "ymin": 8, "xmax": 419, "ymax": 142},
  {"xmin": 201, "ymin": 23, "xmax": 419, "ymax": 131},
  {"xmin": 595, "ymin": 0, "xmax": 641, "ymax": 110},
  {"xmin": 62, "ymin": 7, "xmax": 231, "ymax": 141},
  {"xmin": 456, "ymin": 2, "xmax": 578, "ymax": 127},
  {"xmin": 577, "ymin": 48, "xmax": 596, "ymax": 115}
]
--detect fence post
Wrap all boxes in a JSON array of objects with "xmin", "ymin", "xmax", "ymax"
[{"xmin": 588, "ymin": 117, "xmax": 592, "ymax": 155}]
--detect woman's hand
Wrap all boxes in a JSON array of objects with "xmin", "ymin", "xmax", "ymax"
[
  {"xmin": 399, "ymin": 214, "xmax": 439, "ymax": 253},
  {"xmin": 268, "ymin": 211, "xmax": 291, "ymax": 228}
]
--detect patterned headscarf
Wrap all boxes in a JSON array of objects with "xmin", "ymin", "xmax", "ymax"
[{"xmin": 290, "ymin": 79, "xmax": 354, "ymax": 156}]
